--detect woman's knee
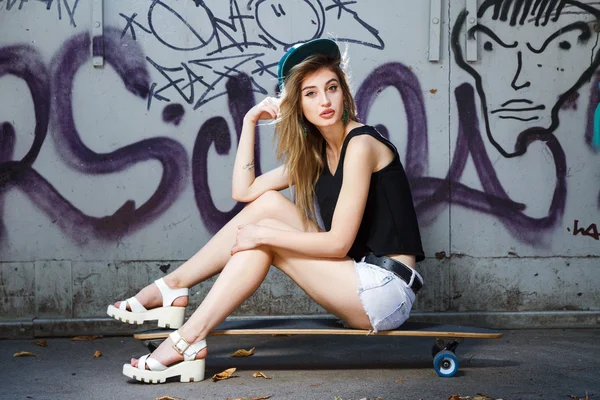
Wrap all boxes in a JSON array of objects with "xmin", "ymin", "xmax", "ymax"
[
  {"xmin": 255, "ymin": 218, "xmax": 292, "ymax": 230},
  {"xmin": 256, "ymin": 190, "xmax": 289, "ymax": 205},
  {"xmin": 247, "ymin": 190, "xmax": 293, "ymax": 217}
]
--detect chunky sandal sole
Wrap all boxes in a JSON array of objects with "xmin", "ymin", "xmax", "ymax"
[
  {"xmin": 106, "ymin": 305, "xmax": 185, "ymax": 329},
  {"xmin": 122, "ymin": 359, "xmax": 205, "ymax": 383}
]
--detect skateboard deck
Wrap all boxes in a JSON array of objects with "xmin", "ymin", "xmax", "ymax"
[{"xmin": 133, "ymin": 318, "xmax": 502, "ymax": 378}]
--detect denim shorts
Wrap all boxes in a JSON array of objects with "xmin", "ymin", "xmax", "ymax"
[{"xmin": 354, "ymin": 257, "xmax": 423, "ymax": 333}]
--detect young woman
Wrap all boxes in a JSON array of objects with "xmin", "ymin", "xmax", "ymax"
[{"xmin": 108, "ymin": 38, "xmax": 425, "ymax": 383}]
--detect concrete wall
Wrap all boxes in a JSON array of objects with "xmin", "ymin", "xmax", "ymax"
[{"xmin": 1, "ymin": 0, "xmax": 599, "ymax": 337}]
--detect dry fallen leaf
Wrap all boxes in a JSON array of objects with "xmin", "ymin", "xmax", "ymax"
[
  {"xmin": 93, "ymin": 350, "xmax": 102, "ymax": 358},
  {"xmin": 35, "ymin": 340, "xmax": 47, "ymax": 347},
  {"xmin": 226, "ymin": 397, "xmax": 271, "ymax": 400},
  {"xmin": 570, "ymin": 395, "xmax": 589, "ymax": 400},
  {"xmin": 231, "ymin": 347, "xmax": 255, "ymax": 357},
  {"xmin": 395, "ymin": 378, "xmax": 405, "ymax": 383},
  {"xmin": 14, "ymin": 351, "xmax": 39, "ymax": 357},
  {"xmin": 155, "ymin": 397, "xmax": 181, "ymax": 400},
  {"xmin": 252, "ymin": 372, "xmax": 271, "ymax": 379},
  {"xmin": 70, "ymin": 335, "xmax": 101, "ymax": 341},
  {"xmin": 449, "ymin": 395, "xmax": 500, "ymax": 400},
  {"xmin": 212, "ymin": 367, "xmax": 236, "ymax": 381},
  {"xmin": 430, "ymin": 89, "xmax": 438, "ymax": 94}
]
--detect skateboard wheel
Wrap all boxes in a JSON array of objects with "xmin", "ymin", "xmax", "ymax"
[{"xmin": 433, "ymin": 350, "xmax": 459, "ymax": 378}]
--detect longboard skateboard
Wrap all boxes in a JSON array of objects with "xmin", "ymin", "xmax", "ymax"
[{"xmin": 134, "ymin": 317, "xmax": 502, "ymax": 378}]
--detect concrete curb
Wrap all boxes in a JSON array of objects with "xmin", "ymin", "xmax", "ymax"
[{"xmin": 1, "ymin": 311, "xmax": 599, "ymax": 339}]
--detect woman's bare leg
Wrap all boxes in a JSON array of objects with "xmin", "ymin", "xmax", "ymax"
[
  {"xmin": 115, "ymin": 191, "xmax": 313, "ymax": 310},
  {"xmin": 130, "ymin": 218, "xmax": 370, "ymax": 368}
]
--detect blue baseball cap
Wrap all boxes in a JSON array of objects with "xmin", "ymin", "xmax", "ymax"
[{"xmin": 277, "ymin": 38, "xmax": 341, "ymax": 90}]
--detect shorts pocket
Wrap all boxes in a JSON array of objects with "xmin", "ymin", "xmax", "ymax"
[
  {"xmin": 374, "ymin": 300, "xmax": 411, "ymax": 331},
  {"xmin": 357, "ymin": 266, "xmax": 396, "ymax": 293}
]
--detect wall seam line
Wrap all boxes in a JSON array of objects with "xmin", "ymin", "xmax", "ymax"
[{"xmin": 446, "ymin": 0, "xmax": 453, "ymax": 311}]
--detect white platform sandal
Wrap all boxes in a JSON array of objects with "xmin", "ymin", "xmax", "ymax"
[
  {"xmin": 106, "ymin": 278, "xmax": 188, "ymax": 328},
  {"xmin": 122, "ymin": 331, "xmax": 206, "ymax": 383}
]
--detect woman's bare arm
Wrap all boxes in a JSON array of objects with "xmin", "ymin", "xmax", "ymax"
[{"xmin": 232, "ymin": 97, "xmax": 290, "ymax": 202}]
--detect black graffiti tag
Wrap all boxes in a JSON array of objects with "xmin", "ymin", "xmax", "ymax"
[
  {"xmin": 121, "ymin": 0, "xmax": 383, "ymax": 109},
  {"xmin": 146, "ymin": 53, "xmax": 268, "ymax": 111},
  {"xmin": 569, "ymin": 220, "xmax": 600, "ymax": 240},
  {"xmin": 0, "ymin": 0, "xmax": 80, "ymax": 27}
]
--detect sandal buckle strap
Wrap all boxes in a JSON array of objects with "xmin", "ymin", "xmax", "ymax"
[
  {"xmin": 172, "ymin": 336, "xmax": 190, "ymax": 355},
  {"xmin": 183, "ymin": 339, "xmax": 207, "ymax": 360},
  {"xmin": 170, "ymin": 331, "xmax": 207, "ymax": 361}
]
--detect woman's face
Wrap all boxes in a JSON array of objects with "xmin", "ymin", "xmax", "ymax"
[{"xmin": 299, "ymin": 68, "xmax": 345, "ymax": 129}]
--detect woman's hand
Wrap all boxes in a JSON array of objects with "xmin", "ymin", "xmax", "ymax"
[
  {"xmin": 244, "ymin": 97, "xmax": 280, "ymax": 125},
  {"xmin": 231, "ymin": 224, "xmax": 265, "ymax": 255}
]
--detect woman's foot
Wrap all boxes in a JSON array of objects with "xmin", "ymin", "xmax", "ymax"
[
  {"xmin": 114, "ymin": 278, "xmax": 189, "ymax": 310},
  {"xmin": 131, "ymin": 331, "xmax": 208, "ymax": 368},
  {"xmin": 107, "ymin": 278, "xmax": 189, "ymax": 328},
  {"xmin": 123, "ymin": 330, "xmax": 207, "ymax": 383}
]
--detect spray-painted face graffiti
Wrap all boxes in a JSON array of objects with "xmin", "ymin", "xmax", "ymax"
[
  {"xmin": 453, "ymin": 0, "xmax": 600, "ymax": 158},
  {"xmin": 255, "ymin": 0, "xmax": 325, "ymax": 46}
]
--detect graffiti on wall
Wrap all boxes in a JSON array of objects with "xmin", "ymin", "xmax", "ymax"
[
  {"xmin": 0, "ymin": 0, "xmax": 80, "ymax": 26},
  {"xmin": 569, "ymin": 219, "xmax": 600, "ymax": 240},
  {"xmin": 119, "ymin": 0, "xmax": 384, "ymax": 110},
  {"xmin": 0, "ymin": 31, "xmax": 189, "ymax": 245},
  {"xmin": 439, "ymin": 0, "xmax": 600, "ymax": 245},
  {"xmin": 352, "ymin": 0, "xmax": 599, "ymax": 246},
  {"xmin": 1, "ymin": 0, "xmax": 599, "ymax": 253},
  {"xmin": 0, "ymin": 0, "xmax": 387, "ymax": 246},
  {"xmin": 456, "ymin": 0, "xmax": 600, "ymax": 158}
]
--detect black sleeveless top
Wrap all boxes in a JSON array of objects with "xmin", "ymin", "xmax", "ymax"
[{"xmin": 314, "ymin": 125, "xmax": 425, "ymax": 262}]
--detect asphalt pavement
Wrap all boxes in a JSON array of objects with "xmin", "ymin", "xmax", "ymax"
[{"xmin": 0, "ymin": 328, "xmax": 598, "ymax": 400}]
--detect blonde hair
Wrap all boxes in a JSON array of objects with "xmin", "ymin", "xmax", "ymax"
[{"xmin": 275, "ymin": 51, "xmax": 358, "ymax": 226}]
